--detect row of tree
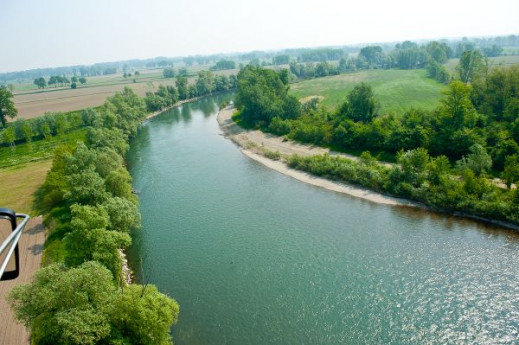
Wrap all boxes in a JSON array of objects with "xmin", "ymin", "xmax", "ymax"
[
  {"xmin": 34, "ymin": 76, "xmax": 87, "ymax": 89},
  {"xmin": 0, "ymin": 112, "xmax": 79, "ymax": 146},
  {"xmin": 8, "ymin": 88, "xmax": 180, "ymax": 345}
]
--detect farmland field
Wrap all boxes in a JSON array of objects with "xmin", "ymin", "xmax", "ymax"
[
  {"xmin": 11, "ymin": 67, "xmax": 239, "ymax": 120},
  {"xmin": 289, "ymin": 69, "xmax": 447, "ymax": 114},
  {"xmin": 443, "ymin": 55, "xmax": 519, "ymax": 73}
]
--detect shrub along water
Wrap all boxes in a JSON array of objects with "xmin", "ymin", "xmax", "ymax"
[{"xmin": 288, "ymin": 151, "xmax": 519, "ymax": 225}]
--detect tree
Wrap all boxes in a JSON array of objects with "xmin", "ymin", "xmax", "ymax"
[
  {"xmin": 502, "ymin": 154, "xmax": 519, "ymax": 187},
  {"xmin": 338, "ymin": 83, "xmax": 377, "ymax": 123},
  {"xmin": 456, "ymin": 50, "xmax": 484, "ymax": 84},
  {"xmin": 103, "ymin": 196, "xmax": 141, "ymax": 232},
  {"xmin": 1, "ymin": 126, "xmax": 15, "ymax": 146},
  {"xmin": 8, "ymin": 262, "xmax": 115, "ymax": 345},
  {"xmin": 163, "ymin": 68, "xmax": 175, "ymax": 78},
  {"xmin": 439, "ymin": 81, "xmax": 476, "ymax": 130},
  {"xmin": 33, "ymin": 77, "xmax": 47, "ymax": 89},
  {"xmin": 456, "ymin": 144, "xmax": 493, "ymax": 176},
  {"xmin": 21, "ymin": 121, "xmax": 33, "ymax": 143},
  {"xmin": 235, "ymin": 65, "xmax": 299, "ymax": 125},
  {"xmin": 48, "ymin": 76, "xmax": 58, "ymax": 87},
  {"xmin": 175, "ymin": 76, "xmax": 188, "ymax": 100},
  {"xmin": 71, "ymin": 82, "xmax": 77, "ymax": 89},
  {"xmin": 0, "ymin": 85, "xmax": 17, "ymax": 127},
  {"xmin": 110, "ymin": 284, "xmax": 179, "ymax": 345},
  {"xmin": 359, "ymin": 46, "xmax": 384, "ymax": 68}
]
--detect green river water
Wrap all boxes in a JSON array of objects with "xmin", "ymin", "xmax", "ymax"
[{"xmin": 127, "ymin": 95, "xmax": 519, "ymax": 345}]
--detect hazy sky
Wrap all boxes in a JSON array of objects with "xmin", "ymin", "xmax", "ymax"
[{"xmin": 1, "ymin": 0, "xmax": 518, "ymax": 72}]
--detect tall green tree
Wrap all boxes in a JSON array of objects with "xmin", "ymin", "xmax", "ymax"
[
  {"xmin": 456, "ymin": 50, "xmax": 484, "ymax": 84},
  {"xmin": 8, "ymin": 262, "xmax": 116, "ymax": 345},
  {"xmin": 235, "ymin": 65, "xmax": 300, "ymax": 125},
  {"xmin": 337, "ymin": 83, "xmax": 377, "ymax": 123},
  {"xmin": 0, "ymin": 85, "xmax": 17, "ymax": 127},
  {"xmin": 33, "ymin": 77, "xmax": 47, "ymax": 89},
  {"xmin": 175, "ymin": 76, "xmax": 188, "ymax": 100}
]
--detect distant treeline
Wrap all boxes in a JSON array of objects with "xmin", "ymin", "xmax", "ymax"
[
  {"xmin": 287, "ymin": 40, "xmax": 491, "ymax": 84},
  {"xmin": 3, "ymin": 34, "xmax": 517, "ymax": 83},
  {"xmin": 234, "ymin": 63, "xmax": 519, "ymax": 225}
]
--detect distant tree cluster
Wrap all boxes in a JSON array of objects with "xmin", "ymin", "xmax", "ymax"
[
  {"xmin": 289, "ymin": 61, "xmax": 341, "ymax": 79},
  {"xmin": 210, "ymin": 59, "xmax": 236, "ymax": 71},
  {"xmin": 273, "ymin": 55, "xmax": 290, "ymax": 65},
  {"xmin": 9, "ymin": 87, "xmax": 179, "ymax": 345},
  {"xmin": 163, "ymin": 67, "xmax": 176, "ymax": 78},
  {"xmin": 299, "ymin": 48, "xmax": 344, "ymax": 62}
]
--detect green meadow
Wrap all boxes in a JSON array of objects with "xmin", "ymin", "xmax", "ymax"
[{"xmin": 289, "ymin": 69, "xmax": 447, "ymax": 115}]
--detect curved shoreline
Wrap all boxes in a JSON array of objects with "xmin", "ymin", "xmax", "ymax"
[
  {"xmin": 217, "ymin": 105, "xmax": 419, "ymax": 207},
  {"xmin": 217, "ymin": 105, "xmax": 519, "ymax": 231}
]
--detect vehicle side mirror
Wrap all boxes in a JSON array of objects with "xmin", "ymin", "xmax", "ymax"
[{"xmin": 0, "ymin": 208, "xmax": 20, "ymax": 281}]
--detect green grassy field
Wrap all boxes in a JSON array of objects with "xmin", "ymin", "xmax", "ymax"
[{"xmin": 290, "ymin": 69, "xmax": 447, "ymax": 114}]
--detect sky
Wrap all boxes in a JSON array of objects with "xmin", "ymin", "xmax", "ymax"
[{"xmin": 0, "ymin": 0, "xmax": 518, "ymax": 73}]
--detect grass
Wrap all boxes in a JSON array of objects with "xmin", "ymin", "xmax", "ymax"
[
  {"xmin": 289, "ymin": 69, "xmax": 447, "ymax": 115},
  {"xmin": 0, "ymin": 159, "xmax": 52, "ymax": 215},
  {"xmin": 0, "ymin": 129, "xmax": 86, "ymax": 168}
]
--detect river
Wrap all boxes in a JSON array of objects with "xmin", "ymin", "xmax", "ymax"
[{"xmin": 127, "ymin": 95, "xmax": 519, "ymax": 345}]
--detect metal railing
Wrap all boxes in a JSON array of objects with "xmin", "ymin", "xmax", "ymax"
[{"xmin": 0, "ymin": 208, "xmax": 30, "ymax": 280}]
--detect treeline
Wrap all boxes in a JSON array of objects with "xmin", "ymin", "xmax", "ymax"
[
  {"xmin": 288, "ymin": 40, "xmax": 453, "ymax": 83},
  {"xmin": 3, "ymin": 34, "xmax": 517, "ymax": 83},
  {"xmin": 146, "ymin": 71, "xmax": 237, "ymax": 112},
  {"xmin": 8, "ymin": 87, "xmax": 179, "ymax": 345},
  {"xmin": 235, "ymin": 65, "xmax": 519, "ymax": 224},
  {"xmin": 0, "ymin": 112, "xmax": 83, "ymax": 147}
]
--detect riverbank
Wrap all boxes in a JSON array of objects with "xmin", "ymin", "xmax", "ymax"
[
  {"xmin": 217, "ymin": 105, "xmax": 519, "ymax": 231},
  {"xmin": 217, "ymin": 105, "xmax": 418, "ymax": 207}
]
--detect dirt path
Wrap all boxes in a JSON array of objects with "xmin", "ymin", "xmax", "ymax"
[
  {"xmin": 0, "ymin": 216, "xmax": 45, "ymax": 345},
  {"xmin": 217, "ymin": 106, "xmax": 416, "ymax": 207}
]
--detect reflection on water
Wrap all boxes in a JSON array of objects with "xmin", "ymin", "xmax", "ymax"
[{"xmin": 128, "ymin": 95, "xmax": 519, "ymax": 345}]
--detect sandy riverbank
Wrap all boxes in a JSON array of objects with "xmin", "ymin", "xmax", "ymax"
[{"xmin": 217, "ymin": 105, "xmax": 418, "ymax": 207}]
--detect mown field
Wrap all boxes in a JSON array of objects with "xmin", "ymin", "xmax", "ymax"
[
  {"xmin": 0, "ymin": 160, "xmax": 52, "ymax": 215},
  {"xmin": 290, "ymin": 69, "xmax": 447, "ymax": 114}
]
